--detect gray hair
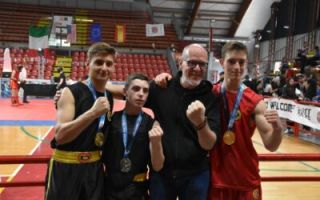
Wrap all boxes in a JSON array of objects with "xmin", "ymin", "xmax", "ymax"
[{"xmin": 181, "ymin": 43, "xmax": 205, "ymax": 61}]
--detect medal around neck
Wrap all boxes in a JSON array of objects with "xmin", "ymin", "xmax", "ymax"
[
  {"xmin": 95, "ymin": 132, "xmax": 104, "ymax": 147},
  {"xmin": 107, "ymin": 111, "xmax": 112, "ymax": 122},
  {"xmin": 120, "ymin": 157, "xmax": 132, "ymax": 173},
  {"xmin": 223, "ymin": 130, "xmax": 236, "ymax": 145}
]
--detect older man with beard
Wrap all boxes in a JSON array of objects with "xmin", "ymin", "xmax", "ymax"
[{"xmin": 146, "ymin": 44, "xmax": 221, "ymax": 200}]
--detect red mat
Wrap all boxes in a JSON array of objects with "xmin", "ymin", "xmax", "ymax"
[
  {"xmin": 0, "ymin": 99, "xmax": 152, "ymax": 120},
  {"xmin": 0, "ymin": 99, "xmax": 56, "ymax": 120}
]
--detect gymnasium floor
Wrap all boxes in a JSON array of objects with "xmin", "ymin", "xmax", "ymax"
[{"xmin": 0, "ymin": 99, "xmax": 319, "ymax": 200}]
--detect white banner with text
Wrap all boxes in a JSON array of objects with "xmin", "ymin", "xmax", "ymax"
[{"xmin": 264, "ymin": 98, "xmax": 320, "ymax": 130}]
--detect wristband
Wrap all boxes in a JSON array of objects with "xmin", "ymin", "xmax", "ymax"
[{"xmin": 194, "ymin": 117, "xmax": 207, "ymax": 131}]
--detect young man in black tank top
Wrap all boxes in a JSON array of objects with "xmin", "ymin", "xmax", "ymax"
[
  {"xmin": 45, "ymin": 42, "xmax": 116, "ymax": 200},
  {"xmin": 103, "ymin": 73, "xmax": 164, "ymax": 200}
]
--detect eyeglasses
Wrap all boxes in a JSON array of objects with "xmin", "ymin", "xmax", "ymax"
[
  {"xmin": 186, "ymin": 60, "xmax": 208, "ymax": 69},
  {"xmin": 94, "ymin": 59, "xmax": 114, "ymax": 67}
]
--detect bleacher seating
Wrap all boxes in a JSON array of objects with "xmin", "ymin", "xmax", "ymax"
[
  {"xmin": 70, "ymin": 52, "xmax": 171, "ymax": 81},
  {"xmin": 0, "ymin": 2, "xmax": 180, "ymax": 49}
]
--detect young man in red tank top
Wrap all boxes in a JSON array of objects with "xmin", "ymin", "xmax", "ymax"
[{"xmin": 209, "ymin": 41, "xmax": 283, "ymax": 200}]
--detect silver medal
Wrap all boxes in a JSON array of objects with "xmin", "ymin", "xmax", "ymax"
[{"xmin": 120, "ymin": 157, "xmax": 131, "ymax": 173}]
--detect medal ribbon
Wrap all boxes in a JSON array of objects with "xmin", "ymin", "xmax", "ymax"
[
  {"xmin": 87, "ymin": 79, "xmax": 108, "ymax": 130},
  {"xmin": 221, "ymin": 83, "xmax": 245, "ymax": 131},
  {"xmin": 121, "ymin": 111, "xmax": 143, "ymax": 158}
]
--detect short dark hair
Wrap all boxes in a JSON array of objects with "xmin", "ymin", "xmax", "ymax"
[
  {"xmin": 221, "ymin": 41, "xmax": 248, "ymax": 58},
  {"xmin": 87, "ymin": 42, "xmax": 116, "ymax": 61},
  {"xmin": 125, "ymin": 73, "xmax": 149, "ymax": 89}
]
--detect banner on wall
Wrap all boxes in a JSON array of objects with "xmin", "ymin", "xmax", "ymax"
[
  {"xmin": 90, "ymin": 23, "xmax": 102, "ymax": 43},
  {"xmin": 146, "ymin": 24, "xmax": 165, "ymax": 37},
  {"xmin": 115, "ymin": 24, "xmax": 126, "ymax": 43},
  {"xmin": 264, "ymin": 97, "xmax": 320, "ymax": 130},
  {"xmin": 67, "ymin": 24, "xmax": 77, "ymax": 44}
]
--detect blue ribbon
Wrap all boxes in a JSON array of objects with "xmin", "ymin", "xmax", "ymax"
[
  {"xmin": 221, "ymin": 83, "xmax": 245, "ymax": 130},
  {"xmin": 121, "ymin": 111, "xmax": 143, "ymax": 158}
]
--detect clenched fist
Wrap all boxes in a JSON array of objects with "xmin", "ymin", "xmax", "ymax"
[
  {"xmin": 149, "ymin": 124, "xmax": 163, "ymax": 144},
  {"xmin": 90, "ymin": 97, "xmax": 110, "ymax": 117},
  {"xmin": 186, "ymin": 100, "xmax": 206, "ymax": 126},
  {"xmin": 264, "ymin": 110, "xmax": 283, "ymax": 131}
]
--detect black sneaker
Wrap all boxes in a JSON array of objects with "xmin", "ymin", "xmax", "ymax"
[{"xmin": 23, "ymin": 100, "xmax": 30, "ymax": 103}]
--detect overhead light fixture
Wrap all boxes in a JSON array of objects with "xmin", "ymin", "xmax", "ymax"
[
  {"xmin": 283, "ymin": 25, "xmax": 290, "ymax": 29},
  {"xmin": 266, "ymin": 30, "xmax": 272, "ymax": 33}
]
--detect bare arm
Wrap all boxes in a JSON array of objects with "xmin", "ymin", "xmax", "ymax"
[
  {"xmin": 55, "ymin": 88, "xmax": 110, "ymax": 145},
  {"xmin": 187, "ymin": 100, "xmax": 217, "ymax": 150},
  {"xmin": 149, "ymin": 121, "xmax": 165, "ymax": 171},
  {"xmin": 196, "ymin": 119, "xmax": 217, "ymax": 150},
  {"xmin": 254, "ymin": 100, "xmax": 283, "ymax": 152},
  {"xmin": 154, "ymin": 73, "xmax": 172, "ymax": 88},
  {"xmin": 105, "ymin": 83, "xmax": 125, "ymax": 99}
]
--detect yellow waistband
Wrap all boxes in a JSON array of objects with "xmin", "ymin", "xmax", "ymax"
[
  {"xmin": 133, "ymin": 172, "xmax": 148, "ymax": 182},
  {"xmin": 53, "ymin": 149, "xmax": 101, "ymax": 164}
]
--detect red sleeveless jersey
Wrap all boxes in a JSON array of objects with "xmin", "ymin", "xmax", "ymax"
[{"xmin": 210, "ymin": 83, "xmax": 263, "ymax": 191}]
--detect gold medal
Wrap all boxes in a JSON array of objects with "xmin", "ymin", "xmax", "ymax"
[
  {"xmin": 252, "ymin": 188, "xmax": 260, "ymax": 200},
  {"xmin": 223, "ymin": 130, "xmax": 236, "ymax": 145},
  {"xmin": 107, "ymin": 111, "xmax": 112, "ymax": 122},
  {"xmin": 95, "ymin": 132, "xmax": 104, "ymax": 147},
  {"xmin": 236, "ymin": 110, "xmax": 241, "ymax": 120}
]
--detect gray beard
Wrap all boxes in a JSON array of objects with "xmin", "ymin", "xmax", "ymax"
[{"xmin": 181, "ymin": 75, "xmax": 201, "ymax": 89}]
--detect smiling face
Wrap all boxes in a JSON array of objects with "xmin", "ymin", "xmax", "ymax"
[
  {"xmin": 86, "ymin": 42, "xmax": 116, "ymax": 83},
  {"xmin": 124, "ymin": 78, "xmax": 149, "ymax": 109},
  {"xmin": 180, "ymin": 44, "xmax": 208, "ymax": 89},
  {"xmin": 88, "ymin": 54, "xmax": 115, "ymax": 82},
  {"xmin": 220, "ymin": 50, "xmax": 247, "ymax": 82}
]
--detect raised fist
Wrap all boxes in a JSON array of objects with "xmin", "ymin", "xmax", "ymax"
[
  {"xmin": 186, "ymin": 100, "xmax": 206, "ymax": 126},
  {"xmin": 149, "ymin": 123, "xmax": 163, "ymax": 144},
  {"xmin": 90, "ymin": 97, "xmax": 110, "ymax": 117},
  {"xmin": 264, "ymin": 110, "xmax": 283, "ymax": 131}
]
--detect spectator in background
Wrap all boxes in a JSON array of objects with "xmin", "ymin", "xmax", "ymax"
[
  {"xmin": 313, "ymin": 81, "xmax": 320, "ymax": 102},
  {"xmin": 170, "ymin": 43, "xmax": 176, "ymax": 53},
  {"xmin": 56, "ymin": 66, "xmax": 66, "ymax": 90},
  {"xmin": 152, "ymin": 42, "xmax": 156, "ymax": 53},
  {"xmin": 304, "ymin": 75, "xmax": 317, "ymax": 101},
  {"xmin": 215, "ymin": 71, "xmax": 224, "ymax": 84},
  {"xmin": 243, "ymin": 74, "xmax": 256, "ymax": 92},
  {"xmin": 280, "ymin": 57, "xmax": 289, "ymax": 75},
  {"xmin": 10, "ymin": 65, "xmax": 23, "ymax": 106},
  {"xmin": 263, "ymin": 78, "xmax": 273, "ymax": 96},
  {"xmin": 297, "ymin": 49, "xmax": 307, "ymax": 74},
  {"xmin": 19, "ymin": 65, "xmax": 29, "ymax": 103},
  {"xmin": 282, "ymin": 78, "xmax": 298, "ymax": 100},
  {"xmin": 315, "ymin": 46, "xmax": 320, "ymax": 59}
]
